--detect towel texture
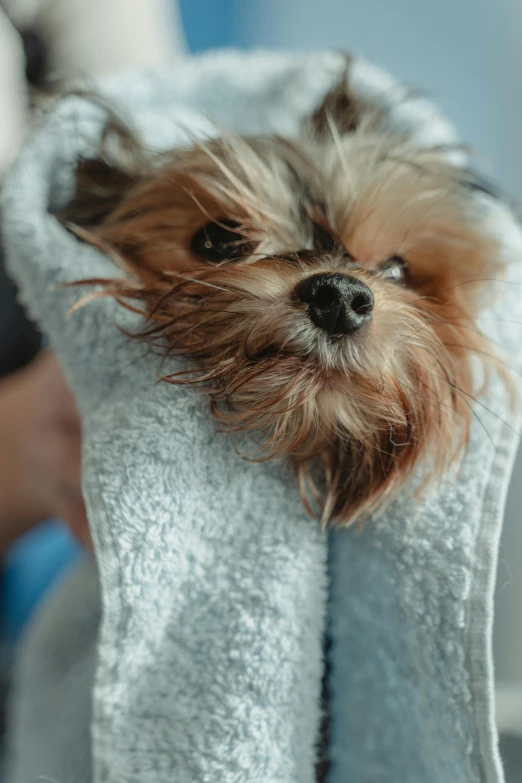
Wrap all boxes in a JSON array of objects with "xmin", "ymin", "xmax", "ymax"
[{"xmin": 2, "ymin": 50, "xmax": 521, "ymax": 783}]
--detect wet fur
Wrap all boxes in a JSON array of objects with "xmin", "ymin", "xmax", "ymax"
[{"xmin": 59, "ymin": 76, "xmax": 505, "ymax": 525}]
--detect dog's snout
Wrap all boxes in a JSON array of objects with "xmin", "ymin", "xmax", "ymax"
[{"xmin": 296, "ymin": 272, "xmax": 374, "ymax": 335}]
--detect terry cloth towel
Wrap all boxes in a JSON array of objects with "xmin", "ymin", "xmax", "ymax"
[{"xmin": 2, "ymin": 50, "xmax": 522, "ymax": 783}]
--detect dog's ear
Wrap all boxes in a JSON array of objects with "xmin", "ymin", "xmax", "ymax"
[
  {"xmin": 309, "ymin": 55, "xmax": 359, "ymax": 137},
  {"xmin": 56, "ymin": 95, "xmax": 148, "ymax": 229},
  {"xmin": 58, "ymin": 157, "xmax": 141, "ymax": 228}
]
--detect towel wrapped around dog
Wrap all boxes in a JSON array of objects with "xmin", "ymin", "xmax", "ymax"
[{"xmin": 2, "ymin": 50, "xmax": 522, "ymax": 783}]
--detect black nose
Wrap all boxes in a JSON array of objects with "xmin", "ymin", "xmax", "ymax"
[{"xmin": 296, "ymin": 273, "xmax": 374, "ymax": 335}]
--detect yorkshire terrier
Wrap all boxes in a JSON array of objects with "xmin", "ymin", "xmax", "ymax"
[{"xmin": 59, "ymin": 68, "xmax": 506, "ymax": 526}]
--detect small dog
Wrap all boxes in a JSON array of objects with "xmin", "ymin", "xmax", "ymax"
[{"xmin": 60, "ymin": 69, "xmax": 506, "ymax": 526}]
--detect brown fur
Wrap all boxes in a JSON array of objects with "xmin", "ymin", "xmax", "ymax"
[{"xmin": 59, "ymin": 78, "xmax": 507, "ymax": 526}]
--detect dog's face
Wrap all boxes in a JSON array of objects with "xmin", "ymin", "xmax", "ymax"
[{"xmin": 64, "ymin": 81, "xmax": 504, "ymax": 524}]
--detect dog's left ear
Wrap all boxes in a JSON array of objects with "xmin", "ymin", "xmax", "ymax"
[
  {"xmin": 59, "ymin": 157, "xmax": 142, "ymax": 228},
  {"xmin": 309, "ymin": 56, "xmax": 359, "ymax": 137}
]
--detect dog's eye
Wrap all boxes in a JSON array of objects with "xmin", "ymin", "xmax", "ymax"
[
  {"xmin": 379, "ymin": 256, "xmax": 408, "ymax": 283},
  {"xmin": 191, "ymin": 219, "xmax": 249, "ymax": 263}
]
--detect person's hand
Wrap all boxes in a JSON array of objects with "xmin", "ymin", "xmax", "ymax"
[{"xmin": 0, "ymin": 350, "xmax": 90, "ymax": 553}]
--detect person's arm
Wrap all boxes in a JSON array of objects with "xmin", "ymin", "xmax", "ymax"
[{"xmin": 0, "ymin": 351, "xmax": 89, "ymax": 554}]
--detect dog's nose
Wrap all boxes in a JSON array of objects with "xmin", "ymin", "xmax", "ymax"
[{"xmin": 296, "ymin": 272, "xmax": 374, "ymax": 335}]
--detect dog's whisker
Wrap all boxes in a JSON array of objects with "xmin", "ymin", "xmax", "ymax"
[
  {"xmin": 447, "ymin": 383, "xmax": 521, "ymax": 440},
  {"xmin": 166, "ymin": 274, "xmax": 231, "ymax": 293},
  {"xmin": 426, "ymin": 277, "xmax": 522, "ymax": 299}
]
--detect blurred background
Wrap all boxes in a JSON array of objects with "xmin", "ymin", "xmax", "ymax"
[{"xmin": 1, "ymin": 0, "xmax": 521, "ymax": 775}]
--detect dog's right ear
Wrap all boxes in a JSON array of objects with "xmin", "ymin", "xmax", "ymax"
[
  {"xmin": 58, "ymin": 157, "xmax": 141, "ymax": 228},
  {"xmin": 309, "ymin": 55, "xmax": 360, "ymax": 138}
]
